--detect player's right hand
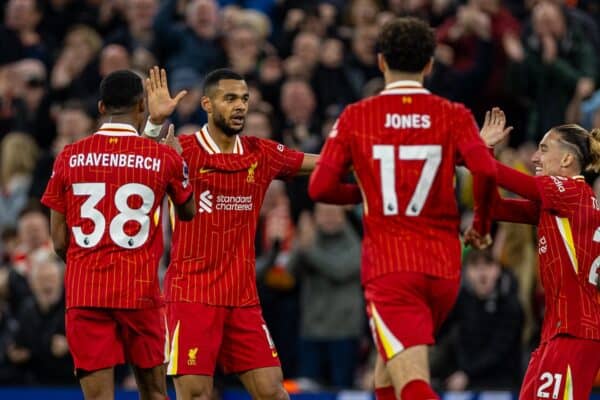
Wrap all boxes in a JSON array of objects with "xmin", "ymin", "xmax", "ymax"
[
  {"xmin": 145, "ymin": 66, "xmax": 187, "ymax": 125},
  {"xmin": 161, "ymin": 124, "xmax": 183, "ymax": 155},
  {"xmin": 480, "ymin": 107, "xmax": 513, "ymax": 148}
]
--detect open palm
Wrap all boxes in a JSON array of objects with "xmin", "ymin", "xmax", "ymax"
[
  {"xmin": 145, "ymin": 66, "xmax": 187, "ymax": 125},
  {"xmin": 480, "ymin": 107, "xmax": 513, "ymax": 147}
]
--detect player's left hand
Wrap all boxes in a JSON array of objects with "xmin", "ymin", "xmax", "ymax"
[
  {"xmin": 480, "ymin": 107, "xmax": 513, "ymax": 148},
  {"xmin": 145, "ymin": 66, "xmax": 187, "ymax": 125},
  {"xmin": 464, "ymin": 227, "xmax": 492, "ymax": 249},
  {"xmin": 161, "ymin": 124, "xmax": 183, "ymax": 155}
]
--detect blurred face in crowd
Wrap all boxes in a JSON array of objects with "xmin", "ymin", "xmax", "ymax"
[
  {"xmin": 244, "ymin": 111, "xmax": 271, "ymax": 140},
  {"xmin": 473, "ymin": 0, "xmax": 501, "ymax": 14},
  {"xmin": 281, "ymin": 81, "xmax": 316, "ymax": 125},
  {"xmin": 14, "ymin": 59, "xmax": 46, "ymax": 110},
  {"xmin": 465, "ymin": 256, "xmax": 501, "ymax": 299},
  {"xmin": 292, "ymin": 32, "xmax": 321, "ymax": 70},
  {"xmin": 314, "ymin": 203, "xmax": 347, "ymax": 235},
  {"xmin": 353, "ymin": 25, "xmax": 378, "ymax": 66},
  {"xmin": 203, "ymin": 79, "xmax": 249, "ymax": 137},
  {"xmin": 126, "ymin": 0, "xmax": 158, "ymax": 30},
  {"xmin": 186, "ymin": 0, "xmax": 219, "ymax": 39},
  {"xmin": 99, "ymin": 45, "xmax": 131, "ymax": 78},
  {"xmin": 5, "ymin": 0, "xmax": 40, "ymax": 31},
  {"xmin": 226, "ymin": 26, "xmax": 260, "ymax": 63},
  {"xmin": 531, "ymin": 130, "xmax": 571, "ymax": 176},
  {"xmin": 30, "ymin": 257, "xmax": 63, "ymax": 310},
  {"xmin": 320, "ymin": 38, "xmax": 344, "ymax": 68},
  {"xmin": 18, "ymin": 211, "xmax": 50, "ymax": 251},
  {"xmin": 349, "ymin": 0, "xmax": 380, "ymax": 27},
  {"xmin": 57, "ymin": 107, "xmax": 93, "ymax": 143},
  {"xmin": 532, "ymin": 1, "xmax": 565, "ymax": 39}
]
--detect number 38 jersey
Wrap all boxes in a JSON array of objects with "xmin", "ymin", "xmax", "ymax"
[
  {"xmin": 318, "ymin": 81, "xmax": 490, "ymax": 282},
  {"xmin": 42, "ymin": 123, "xmax": 192, "ymax": 309}
]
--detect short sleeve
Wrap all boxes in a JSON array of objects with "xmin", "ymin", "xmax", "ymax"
[
  {"xmin": 41, "ymin": 152, "xmax": 68, "ymax": 213},
  {"xmin": 318, "ymin": 108, "xmax": 353, "ymax": 173},
  {"xmin": 166, "ymin": 150, "xmax": 193, "ymax": 206},
  {"xmin": 262, "ymin": 139, "xmax": 304, "ymax": 180},
  {"xmin": 535, "ymin": 176, "xmax": 582, "ymax": 215}
]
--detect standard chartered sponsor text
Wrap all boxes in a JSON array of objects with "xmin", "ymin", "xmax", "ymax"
[{"xmin": 216, "ymin": 195, "xmax": 253, "ymax": 211}]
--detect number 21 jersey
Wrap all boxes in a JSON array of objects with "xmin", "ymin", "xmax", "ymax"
[
  {"xmin": 318, "ymin": 81, "xmax": 490, "ymax": 282},
  {"xmin": 42, "ymin": 123, "xmax": 192, "ymax": 309}
]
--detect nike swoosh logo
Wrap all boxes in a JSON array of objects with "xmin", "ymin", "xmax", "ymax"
[{"xmin": 199, "ymin": 168, "xmax": 214, "ymax": 174}]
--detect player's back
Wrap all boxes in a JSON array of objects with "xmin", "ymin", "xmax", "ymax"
[
  {"xmin": 536, "ymin": 176, "xmax": 600, "ymax": 342},
  {"xmin": 43, "ymin": 123, "xmax": 186, "ymax": 309},
  {"xmin": 343, "ymin": 84, "xmax": 483, "ymax": 281}
]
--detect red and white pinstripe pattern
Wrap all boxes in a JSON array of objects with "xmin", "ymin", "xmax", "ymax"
[
  {"xmin": 318, "ymin": 81, "xmax": 487, "ymax": 281},
  {"xmin": 535, "ymin": 176, "xmax": 600, "ymax": 342},
  {"xmin": 165, "ymin": 132, "xmax": 304, "ymax": 306},
  {"xmin": 42, "ymin": 123, "xmax": 192, "ymax": 309}
]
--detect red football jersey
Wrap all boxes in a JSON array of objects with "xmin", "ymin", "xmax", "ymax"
[
  {"xmin": 41, "ymin": 123, "xmax": 192, "ymax": 309},
  {"xmin": 318, "ymin": 81, "xmax": 491, "ymax": 282},
  {"xmin": 165, "ymin": 126, "xmax": 304, "ymax": 306},
  {"xmin": 535, "ymin": 175, "xmax": 600, "ymax": 342}
]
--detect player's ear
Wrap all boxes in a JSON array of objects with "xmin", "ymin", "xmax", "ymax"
[
  {"xmin": 201, "ymin": 96, "xmax": 212, "ymax": 114},
  {"xmin": 561, "ymin": 152, "xmax": 575, "ymax": 169},
  {"xmin": 137, "ymin": 98, "xmax": 145, "ymax": 114},
  {"xmin": 98, "ymin": 100, "xmax": 106, "ymax": 115},
  {"xmin": 423, "ymin": 57, "xmax": 434, "ymax": 77},
  {"xmin": 377, "ymin": 53, "xmax": 386, "ymax": 74}
]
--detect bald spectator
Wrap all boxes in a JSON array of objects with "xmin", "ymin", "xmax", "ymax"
[
  {"xmin": 291, "ymin": 31, "xmax": 321, "ymax": 75},
  {"xmin": 154, "ymin": 0, "xmax": 225, "ymax": 78},
  {"xmin": 225, "ymin": 24, "xmax": 262, "ymax": 78},
  {"xmin": 280, "ymin": 79, "xmax": 320, "ymax": 151}
]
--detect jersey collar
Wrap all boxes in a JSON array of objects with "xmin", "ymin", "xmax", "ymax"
[
  {"xmin": 95, "ymin": 123, "xmax": 139, "ymax": 137},
  {"xmin": 195, "ymin": 124, "xmax": 243, "ymax": 155},
  {"xmin": 381, "ymin": 80, "xmax": 430, "ymax": 95},
  {"xmin": 572, "ymin": 175, "xmax": 585, "ymax": 181}
]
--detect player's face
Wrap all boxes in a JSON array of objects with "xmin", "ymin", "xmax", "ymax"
[
  {"xmin": 532, "ymin": 130, "xmax": 568, "ymax": 176},
  {"xmin": 210, "ymin": 79, "xmax": 249, "ymax": 137}
]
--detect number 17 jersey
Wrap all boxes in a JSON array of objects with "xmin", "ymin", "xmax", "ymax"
[
  {"xmin": 318, "ymin": 81, "xmax": 490, "ymax": 282},
  {"xmin": 42, "ymin": 123, "xmax": 192, "ymax": 309}
]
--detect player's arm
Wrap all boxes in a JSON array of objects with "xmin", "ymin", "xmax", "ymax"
[
  {"xmin": 165, "ymin": 142, "xmax": 196, "ymax": 221},
  {"xmin": 143, "ymin": 66, "xmax": 187, "ymax": 140},
  {"xmin": 490, "ymin": 188, "xmax": 540, "ymax": 224},
  {"xmin": 308, "ymin": 111, "xmax": 362, "ymax": 205},
  {"xmin": 50, "ymin": 210, "xmax": 68, "ymax": 262},
  {"xmin": 296, "ymin": 153, "xmax": 319, "ymax": 176}
]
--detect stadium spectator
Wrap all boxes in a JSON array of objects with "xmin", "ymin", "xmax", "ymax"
[
  {"xmin": 0, "ymin": 293, "xmax": 20, "ymax": 384},
  {"xmin": 0, "ymin": 132, "xmax": 39, "ymax": 229},
  {"xmin": 104, "ymin": 0, "xmax": 159, "ymax": 56},
  {"xmin": 438, "ymin": 250, "xmax": 523, "ymax": 391},
  {"xmin": 225, "ymin": 23, "xmax": 263, "ymax": 79},
  {"xmin": 288, "ymin": 205, "xmax": 363, "ymax": 388},
  {"xmin": 3, "ymin": 0, "xmax": 47, "ymax": 64},
  {"xmin": 507, "ymin": 0, "xmax": 597, "ymax": 142},
  {"xmin": 153, "ymin": 0, "xmax": 225, "ymax": 78},
  {"xmin": 244, "ymin": 109, "xmax": 273, "ymax": 140},
  {"xmin": 8, "ymin": 251, "xmax": 73, "ymax": 385}
]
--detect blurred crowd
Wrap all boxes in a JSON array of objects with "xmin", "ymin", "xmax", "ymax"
[{"xmin": 1, "ymin": 0, "xmax": 600, "ymax": 392}]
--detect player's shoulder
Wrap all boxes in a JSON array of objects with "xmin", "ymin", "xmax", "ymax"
[
  {"xmin": 536, "ymin": 175, "xmax": 588, "ymax": 193},
  {"xmin": 244, "ymin": 136, "xmax": 284, "ymax": 153}
]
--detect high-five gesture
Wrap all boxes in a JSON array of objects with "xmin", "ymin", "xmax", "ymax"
[
  {"xmin": 480, "ymin": 107, "xmax": 513, "ymax": 148},
  {"xmin": 145, "ymin": 66, "xmax": 187, "ymax": 125}
]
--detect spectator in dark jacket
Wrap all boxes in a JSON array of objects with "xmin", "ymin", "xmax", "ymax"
[
  {"xmin": 440, "ymin": 249, "xmax": 523, "ymax": 391},
  {"xmin": 8, "ymin": 251, "xmax": 74, "ymax": 385}
]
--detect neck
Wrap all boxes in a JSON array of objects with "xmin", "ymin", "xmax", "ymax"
[
  {"xmin": 384, "ymin": 70, "xmax": 424, "ymax": 85},
  {"xmin": 207, "ymin": 120, "xmax": 237, "ymax": 153},
  {"xmin": 103, "ymin": 114, "xmax": 138, "ymax": 130}
]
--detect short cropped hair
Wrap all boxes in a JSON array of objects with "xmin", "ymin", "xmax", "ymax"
[
  {"xmin": 376, "ymin": 17, "xmax": 436, "ymax": 73},
  {"xmin": 99, "ymin": 70, "xmax": 143, "ymax": 112},
  {"xmin": 202, "ymin": 68, "xmax": 244, "ymax": 97}
]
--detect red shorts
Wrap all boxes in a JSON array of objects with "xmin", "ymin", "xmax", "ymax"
[
  {"xmin": 166, "ymin": 302, "xmax": 280, "ymax": 376},
  {"xmin": 519, "ymin": 335, "xmax": 600, "ymax": 400},
  {"xmin": 364, "ymin": 272, "xmax": 460, "ymax": 362},
  {"xmin": 65, "ymin": 306, "xmax": 168, "ymax": 372}
]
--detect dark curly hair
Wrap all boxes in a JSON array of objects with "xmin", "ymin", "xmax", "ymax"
[{"xmin": 376, "ymin": 17, "xmax": 436, "ymax": 73}]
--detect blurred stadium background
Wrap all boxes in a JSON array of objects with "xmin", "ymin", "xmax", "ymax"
[{"xmin": 1, "ymin": 0, "xmax": 600, "ymax": 397}]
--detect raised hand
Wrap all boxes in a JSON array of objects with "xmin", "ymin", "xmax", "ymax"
[
  {"xmin": 480, "ymin": 107, "xmax": 513, "ymax": 148},
  {"xmin": 145, "ymin": 66, "xmax": 188, "ymax": 125}
]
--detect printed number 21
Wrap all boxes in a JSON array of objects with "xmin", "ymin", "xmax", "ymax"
[
  {"xmin": 537, "ymin": 372, "xmax": 562, "ymax": 399},
  {"xmin": 373, "ymin": 145, "xmax": 441, "ymax": 216}
]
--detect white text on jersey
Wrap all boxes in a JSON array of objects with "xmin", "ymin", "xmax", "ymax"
[
  {"xmin": 384, "ymin": 113, "xmax": 431, "ymax": 129},
  {"xmin": 69, "ymin": 153, "xmax": 161, "ymax": 172}
]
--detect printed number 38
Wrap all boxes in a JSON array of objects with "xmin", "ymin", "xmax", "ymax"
[{"xmin": 72, "ymin": 182, "xmax": 155, "ymax": 249}]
